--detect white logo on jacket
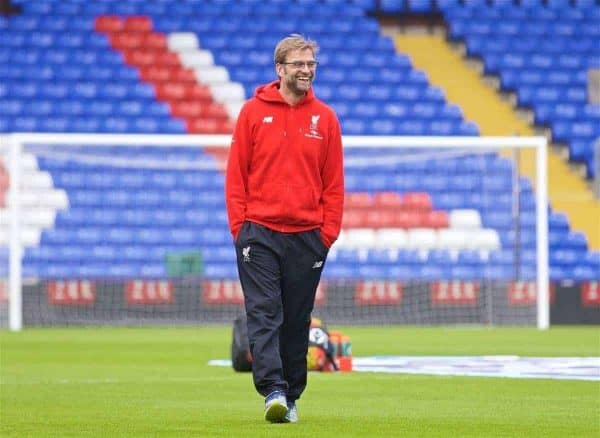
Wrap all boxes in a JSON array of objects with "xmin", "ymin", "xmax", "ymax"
[
  {"xmin": 306, "ymin": 114, "xmax": 323, "ymax": 139},
  {"xmin": 263, "ymin": 116, "xmax": 273, "ymax": 124}
]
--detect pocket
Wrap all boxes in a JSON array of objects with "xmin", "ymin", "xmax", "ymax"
[
  {"xmin": 313, "ymin": 229, "xmax": 329, "ymax": 255},
  {"xmin": 235, "ymin": 221, "xmax": 248, "ymax": 246}
]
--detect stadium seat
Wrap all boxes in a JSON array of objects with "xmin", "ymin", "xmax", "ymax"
[
  {"xmin": 437, "ymin": 229, "xmax": 467, "ymax": 251},
  {"xmin": 449, "ymin": 209, "xmax": 482, "ymax": 230},
  {"xmin": 342, "ymin": 228, "xmax": 377, "ymax": 249},
  {"xmin": 374, "ymin": 229, "xmax": 409, "ymax": 249},
  {"xmin": 407, "ymin": 228, "xmax": 437, "ymax": 251}
]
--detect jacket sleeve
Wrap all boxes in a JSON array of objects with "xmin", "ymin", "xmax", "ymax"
[
  {"xmin": 319, "ymin": 112, "xmax": 344, "ymax": 248},
  {"xmin": 225, "ymin": 103, "xmax": 252, "ymax": 240}
]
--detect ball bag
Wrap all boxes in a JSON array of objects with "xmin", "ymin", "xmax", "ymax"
[
  {"xmin": 231, "ymin": 314, "xmax": 252, "ymax": 372},
  {"xmin": 230, "ymin": 315, "xmax": 337, "ymax": 372}
]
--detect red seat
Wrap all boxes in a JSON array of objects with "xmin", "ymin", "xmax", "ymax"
[
  {"xmin": 94, "ymin": 16, "xmax": 123, "ymax": 33},
  {"xmin": 391, "ymin": 211, "xmax": 422, "ymax": 228},
  {"xmin": 154, "ymin": 51, "xmax": 180, "ymax": 66},
  {"xmin": 365, "ymin": 210, "xmax": 396, "ymax": 228},
  {"xmin": 142, "ymin": 33, "xmax": 167, "ymax": 50},
  {"xmin": 216, "ymin": 119, "xmax": 235, "ymax": 134},
  {"xmin": 372, "ymin": 191, "xmax": 403, "ymax": 209},
  {"xmin": 403, "ymin": 192, "xmax": 432, "ymax": 213},
  {"xmin": 204, "ymin": 103, "xmax": 229, "ymax": 120},
  {"xmin": 123, "ymin": 49, "xmax": 158, "ymax": 66},
  {"xmin": 422, "ymin": 211, "xmax": 449, "ymax": 229},
  {"xmin": 140, "ymin": 66, "xmax": 171, "ymax": 83},
  {"xmin": 341, "ymin": 209, "xmax": 369, "ymax": 228},
  {"xmin": 109, "ymin": 32, "xmax": 144, "ymax": 50},
  {"xmin": 170, "ymin": 101, "xmax": 205, "ymax": 118},
  {"xmin": 123, "ymin": 16, "xmax": 153, "ymax": 32},
  {"xmin": 187, "ymin": 118, "xmax": 220, "ymax": 134},
  {"xmin": 345, "ymin": 192, "xmax": 372, "ymax": 209},
  {"xmin": 156, "ymin": 83, "xmax": 212, "ymax": 102}
]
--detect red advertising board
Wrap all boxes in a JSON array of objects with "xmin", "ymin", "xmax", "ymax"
[
  {"xmin": 47, "ymin": 281, "xmax": 96, "ymax": 305},
  {"xmin": 355, "ymin": 281, "xmax": 403, "ymax": 305},
  {"xmin": 508, "ymin": 281, "xmax": 555, "ymax": 306},
  {"xmin": 202, "ymin": 280, "xmax": 244, "ymax": 305},
  {"xmin": 125, "ymin": 281, "xmax": 174, "ymax": 305},
  {"xmin": 581, "ymin": 281, "xmax": 600, "ymax": 307},
  {"xmin": 431, "ymin": 281, "xmax": 479, "ymax": 306},
  {"xmin": 0, "ymin": 280, "xmax": 7, "ymax": 303}
]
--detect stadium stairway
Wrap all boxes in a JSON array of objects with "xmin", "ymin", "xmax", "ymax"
[{"xmin": 393, "ymin": 33, "xmax": 600, "ymax": 250}]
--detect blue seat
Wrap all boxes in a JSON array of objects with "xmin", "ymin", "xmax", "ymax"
[
  {"xmin": 550, "ymin": 250, "xmax": 580, "ymax": 269},
  {"xmin": 204, "ymin": 263, "xmax": 239, "ymax": 280},
  {"xmin": 322, "ymin": 264, "xmax": 357, "ymax": 280},
  {"xmin": 572, "ymin": 266, "xmax": 599, "ymax": 281},
  {"xmin": 420, "ymin": 265, "xmax": 451, "ymax": 281},
  {"xmin": 369, "ymin": 119, "xmax": 396, "ymax": 135},
  {"xmin": 582, "ymin": 252, "xmax": 600, "ymax": 271},
  {"xmin": 408, "ymin": 0, "xmax": 433, "ymax": 13}
]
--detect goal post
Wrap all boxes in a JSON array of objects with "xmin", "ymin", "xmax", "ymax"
[{"xmin": 1, "ymin": 133, "xmax": 548, "ymax": 331}]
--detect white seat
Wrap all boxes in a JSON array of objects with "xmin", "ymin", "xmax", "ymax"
[
  {"xmin": 209, "ymin": 83, "xmax": 245, "ymax": 103},
  {"xmin": 468, "ymin": 229, "xmax": 500, "ymax": 251},
  {"xmin": 26, "ymin": 208, "xmax": 56, "ymax": 227},
  {"xmin": 331, "ymin": 230, "xmax": 347, "ymax": 249},
  {"xmin": 375, "ymin": 228, "xmax": 408, "ymax": 249},
  {"xmin": 341, "ymin": 228, "xmax": 377, "ymax": 249},
  {"xmin": 0, "ymin": 208, "xmax": 55, "ymax": 227},
  {"xmin": 0, "ymin": 226, "xmax": 40, "ymax": 247},
  {"xmin": 224, "ymin": 101, "xmax": 245, "ymax": 120},
  {"xmin": 193, "ymin": 66, "xmax": 229, "ymax": 85},
  {"xmin": 19, "ymin": 189, "xmax": 68, "ymax": 209},
  {"xmin": 22, "ymin": 171, "xmax": 52, "ymax": 189},
  {"xmin": 178, "ymin": 50, "xmax": 214, "ymax": 68},
  {"xmin": 167, "ymin": 32, "xmax": 199, "ymax": 51},
  {"xmin": 437, "ymin": 229, "xmax": 468, "ymax": 250},
  {"xmin": 407, "ymin": 228, "xmax": 437, "ymax": 250},
  {"xmin": 21, "ymin": 153, "xmax": 38, "ymax": 170},
  {"xmin": 449, "ymin": 209, "xmax": 481, "ymax": 230}
]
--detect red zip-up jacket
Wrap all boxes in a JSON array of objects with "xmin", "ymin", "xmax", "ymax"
[{"xmin": 225, "ymin": 80, "xmax": 344, "ymax": 248}]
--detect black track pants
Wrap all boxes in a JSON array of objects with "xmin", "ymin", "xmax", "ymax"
[{"xmin": 234, "ymin": 221, "xmax": 328, "ymax": 401}]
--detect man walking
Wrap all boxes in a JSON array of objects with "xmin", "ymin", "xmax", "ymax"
[{"xmin": 225, "ymin": 34, "xmax": 344, "ymax": 423}]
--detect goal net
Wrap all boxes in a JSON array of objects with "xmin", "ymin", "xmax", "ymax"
[{"xmin": 0, "ymin": 133, "xmax": 548, "ymax": 330}]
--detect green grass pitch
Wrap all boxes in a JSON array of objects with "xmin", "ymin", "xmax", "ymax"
[{"xmin": 1, "ymin": 326, "xmax": 598, "ymax": 437}]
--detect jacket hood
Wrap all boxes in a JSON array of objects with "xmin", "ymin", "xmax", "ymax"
[{"xmin": 254, "ymin": 80, "xmax": 315, "ymax": 105}]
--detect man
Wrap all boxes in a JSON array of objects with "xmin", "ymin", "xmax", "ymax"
[{"xmin": 225, "ymin": 34, "xmax": 344, "ymax": 423}]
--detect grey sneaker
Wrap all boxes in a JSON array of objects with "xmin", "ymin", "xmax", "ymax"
[
  {"xmin": 264, "ymin": 390, "xmax": 288, "ymax": 423},
  {"xmin": 283, "ymin": 401, "xmax": 298, "ymax": 423}
]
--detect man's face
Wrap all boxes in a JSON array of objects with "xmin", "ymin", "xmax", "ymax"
[{"xmin": 277, "ymin": 48, "xmax": 317, "ymax": 96}]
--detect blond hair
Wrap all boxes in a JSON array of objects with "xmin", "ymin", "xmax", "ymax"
[{"xmin": 273, "ymin": 34, "xmax": 319, "ymax": 64}]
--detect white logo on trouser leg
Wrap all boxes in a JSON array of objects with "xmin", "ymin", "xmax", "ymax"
[
  {"xmin": 243, "ymin": 246, "xmax": 251, "ymax": 262},
  {"xmin": 312, "ymin": 261, "xmax": 323, "ymax": 269}
]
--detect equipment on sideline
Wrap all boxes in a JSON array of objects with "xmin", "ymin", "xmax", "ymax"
[{"xmin": 231, "ymin": 314, "xmax": 349, "ymax": 372}]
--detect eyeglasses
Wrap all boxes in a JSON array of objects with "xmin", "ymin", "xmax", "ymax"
[{"xmin": 279, "ymin": 61, "xmax": 319, "ymax": 69}]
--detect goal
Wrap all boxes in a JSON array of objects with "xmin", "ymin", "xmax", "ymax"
[{"xmin": 0, "ymin": 133, "xmax": 548, "ymax": 330}]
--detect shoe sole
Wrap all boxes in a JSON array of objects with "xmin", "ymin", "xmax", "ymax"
[{"xmin": 264, "ymin": 402, "xmax": 288, "ymax": 423}]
